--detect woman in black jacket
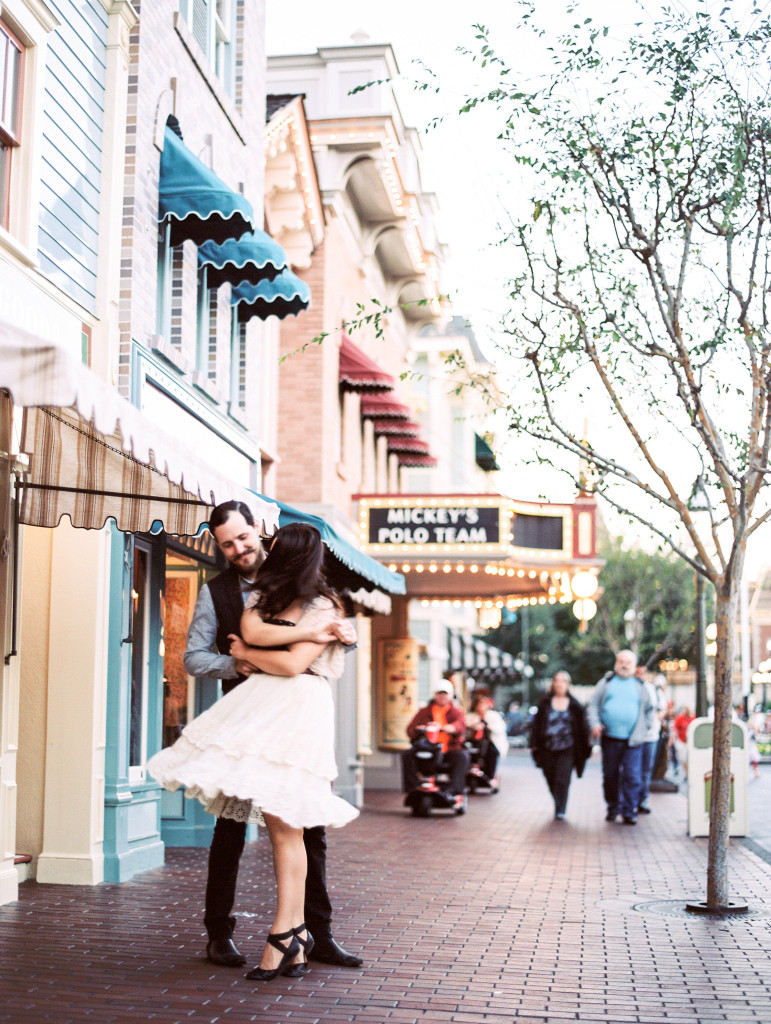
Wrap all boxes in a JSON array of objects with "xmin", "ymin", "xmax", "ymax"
[{"xmin": 530, "ymin": 670, "xmax": 591, "ymax": 820}]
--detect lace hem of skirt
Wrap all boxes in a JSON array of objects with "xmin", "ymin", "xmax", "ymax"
[{"xmin": 185, "ymin": 789, "xmax": 265, "ymax": 826}]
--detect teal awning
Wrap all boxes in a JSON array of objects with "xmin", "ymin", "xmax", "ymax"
[
  {"xmin": 475, "ymin": 432, "xmax": 500, "ymax": 472},
  {"xmin": 251, "ymin": 493, "xmax": 405, "ymax": 596},
  {"xmin": 232, "ymin": 269, "xmax": 310, "ymax": 321},
  {"xmin": 159, "ymin": 125, "xmax": 255, "ymax": 246},
  {"xmin": 198, "ymin": 232, "xmax": 287, "ymax": 288}
]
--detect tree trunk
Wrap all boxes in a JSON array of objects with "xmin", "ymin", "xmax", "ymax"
[{"xmin": 706, "ymin": 570, "xmax": 742, "ymax": 908}]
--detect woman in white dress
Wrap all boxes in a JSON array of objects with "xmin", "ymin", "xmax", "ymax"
[{"xmin": 147, "ymin": 523, "xmax": 358, "ymax": 982}]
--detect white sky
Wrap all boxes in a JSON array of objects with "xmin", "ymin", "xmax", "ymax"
[
  {"xmin": 265, "ymin": 1, "xmax": 651, "ymax": 493},
  {"xmin": 265, "ymin": 0, "xmax": 655, "ymax": 350},
  {"xmin": 265, "ymin": 1, "xmax": 771, "ymax": 567}
]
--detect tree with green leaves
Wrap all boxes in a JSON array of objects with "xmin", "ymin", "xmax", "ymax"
[
  {"xmin": 584, "ymin": 537, "xmax": 709, "ymax": 669},
  {"xmin": 458, "ymin": 1, "xmax": 771, "ymax": 911},
  {"xmin": 487, "ymin": 538, "xmax": 706, "ymax": 688}
]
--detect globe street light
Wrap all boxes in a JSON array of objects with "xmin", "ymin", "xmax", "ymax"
[
  {"xmin": 571, "ymin": 571, "xmax": 599, "ymax": 633},
  {"xmin": 573, "ymin": 598, "xmax": 597, "ymax": 633},
  {"xmin": 571, "ymin": 570, "xmax": 599, "ymax": 599},
  {"xmin": 623, "ymin": 607, "xmax": 644, "ymax": 645}
]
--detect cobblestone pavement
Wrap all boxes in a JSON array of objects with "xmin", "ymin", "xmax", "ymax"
[{"xmin": 1, "ymin": 751, "xmax": 770, "ymax": 1024}]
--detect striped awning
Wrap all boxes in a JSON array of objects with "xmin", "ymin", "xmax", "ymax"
[
  {"xmin": 1, "ymin": 319, "xmax": 279, "ymax": 535},
  {"xmin": 360, "ymin": 393, "xmax": 411, "ymax": 420},
  {"xmin": 371, "ymin": 418, "xmax": 421, "ymax": 437},
  {"xmin": 447, "ymin": 627, "xmax": 515, "ymax": 676},
  {"xmin": 397, "ymin": 452, "xmax": 438, "ymax": 468},
  {"xmin": 338, "ymin": 334, "xmax": 395, "ymax": 393},
  {"xmin": 387, "ymin": 436, "xmax": 432, "ymax": 455}
]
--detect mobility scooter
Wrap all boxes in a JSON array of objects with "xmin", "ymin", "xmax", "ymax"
[
  {"xmin": 464, "ymin": 720, "xmax": 500, "ymax": 794},
  {"xmin": 404, "ymin": 721, "xmax": 468, "ymax": 817}
]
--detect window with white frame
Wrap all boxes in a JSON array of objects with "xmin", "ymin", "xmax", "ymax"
[
  {"xmin": 178, "ymin": 0, "xmax": 235, "ymax": 96},
  {"xmin": 195, "ymin": 264, "xmax": 219, "ymax": 379},
  {"xmin": 0, "ymin": 19, "xmax": 23, "ymax": 230},
  {"xmin": 0, "ymin": 3, "xmax": 57, "ymax": 252},
  {"xmin": 230, "ymin": 317, "xmax": 247, "ymax": 409}
]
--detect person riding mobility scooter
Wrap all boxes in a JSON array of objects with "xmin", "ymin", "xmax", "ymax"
[
  {"xmin": 402, "ymin": 682, "xmax": 470, "ymax": 817},
  {"xmin": 464, "ymin": 690, "xmax": 509, "ymax": 793}
]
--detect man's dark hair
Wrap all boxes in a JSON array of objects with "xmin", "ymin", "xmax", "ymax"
[{"xmin": 208, "ymin": 500, "xmax": 255, "ymax": 534}]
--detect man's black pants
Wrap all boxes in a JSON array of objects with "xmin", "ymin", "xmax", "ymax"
[{"xmin": 203, "ymin": 817, "xmax": 332, "ymax": 941}]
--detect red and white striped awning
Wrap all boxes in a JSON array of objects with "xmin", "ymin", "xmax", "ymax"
[
  {"xmin": 397, "ymin": 452, "xmax": 438, "ymax": 468},
  {"xmin": 386, "ymin": 436, "xmax": 432, "ymax": 455},
  {"xmin": 1, "ymin": 319, "xmax": 279, "ymax": 535},
  {"xmin": 338, "ymin": 334, "xmax": 395, "ymax": 392},
  {"xmin": 370, "ymin": 418, "xmax": 422, "ymax": 437},
  {"xmin": 360, "ymin": 392, "xmax": 411, "ymax": 420}
]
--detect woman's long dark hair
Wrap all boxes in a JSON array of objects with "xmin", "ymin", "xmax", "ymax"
[{"xmin": 250, "ymin": 522, "xmax": 339, "ymax": 620}]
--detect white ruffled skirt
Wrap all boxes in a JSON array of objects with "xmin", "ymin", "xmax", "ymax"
[{"xmin": 146, "ymin": 672, "xmax": 359, "ymax": 830}]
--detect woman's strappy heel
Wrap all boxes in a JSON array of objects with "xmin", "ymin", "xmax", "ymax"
[
  {"xmin": 245, "ymin": 928, "xmax": 301, "ymax": 981},
  {"xmin": 282, "ymin": 923, "xmax": 315, "ymax": 977}
]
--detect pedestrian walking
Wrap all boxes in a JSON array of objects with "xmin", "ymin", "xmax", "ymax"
[
  {"xmin": 670, "ymin": 705, "xmax": 694, "ymax": 779},
  {"xmin": 588, "ymin": 650, "xmax": 655, "ymax": 825},
  {"xmin": 159, "ymin": 501, "xmax": 362, "ymax": 972},
  {"xmin": 530, "ymin": 670, "xmax": 591, "ymax": 820}
]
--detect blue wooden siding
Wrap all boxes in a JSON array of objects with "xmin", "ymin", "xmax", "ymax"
[{"xmin": 38, "ymin": 0, "xmax": 108, "ymax": 315}]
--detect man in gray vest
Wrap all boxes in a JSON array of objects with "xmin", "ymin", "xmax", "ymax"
[{"xmin": 183, "ymin": 500, "xmax": 362, "ymax": 968}]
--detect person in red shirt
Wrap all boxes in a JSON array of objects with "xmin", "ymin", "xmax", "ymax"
[
  {"xmin": 670, "ymin": 706, "xmax": 695, "ymax": 777},
  {"xmin": 402, "ymin": 682, "xmax": 470, "ymax": 797}
]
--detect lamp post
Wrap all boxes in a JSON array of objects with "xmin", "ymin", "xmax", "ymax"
[
  {"xmin": 623, "ymin": 607, "xmax": 644, "ymax": 648},
  {"xmin": 571, "ymin": 570, "xmax": 599, "ymax": 633}
]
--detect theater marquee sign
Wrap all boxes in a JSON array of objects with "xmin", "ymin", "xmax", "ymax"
[{"xmin": 358, "ymin": 495, "xmax": 513, "ymax": 556}]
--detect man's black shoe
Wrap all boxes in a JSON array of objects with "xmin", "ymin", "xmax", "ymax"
[
  {"xmin": 605, "ymin": 811, "xmax": 617, "ymax": 822},
  {"xmin": 622, "ymin": 816, "xmax": 637, "ymax": 825},
  {"xmin": 637, "ymin": 804, "xmax": 652, "ymax": 814},
  {"xmin": 206, "ymin": 937, "xmax": 247, "ymax": 967},
  {"xmin": 308, "ymin": 937, "xmax": 363, "ymax": 968}
]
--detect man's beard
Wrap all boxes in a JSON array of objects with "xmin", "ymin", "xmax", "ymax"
[{"xmin": 231, "ymin": 548, "xmax": 261, "ymax": 568}]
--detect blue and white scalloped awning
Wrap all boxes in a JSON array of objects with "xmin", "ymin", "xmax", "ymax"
[
  {"xmin": 232, "ymin": 269, "xmax": 310, "ymax": 321},
  {"xmin": 253, "ymin": 494, "xmax": 405, "ymax": 600},
  {"xmin": 159, "ymin": 125, "xmax": 255, "ymax": 246},
  {"xmin": 198, "ymin": 232, "xmax": 288, "ymax": 288}
]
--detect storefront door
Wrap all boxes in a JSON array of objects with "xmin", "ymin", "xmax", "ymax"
[
  {"xmin": 158, "ymin": 548, "xmax": 220, "ymax": 846},
  {"xmin": 129, "ymin": 538, "xmax": 154, "ymax": 785},
  {"xmin": 104, "ymin": 530, "xmax": 165, "ymax": 881}
]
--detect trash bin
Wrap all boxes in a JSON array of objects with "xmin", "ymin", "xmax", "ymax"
[{"xmin": 686, "ymin": 717, "xmax": 749, "ymax": 837}]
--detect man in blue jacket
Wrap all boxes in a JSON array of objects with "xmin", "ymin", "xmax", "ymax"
[{"xmin": 588, "ymin": 650, "xmax": 654, "ymax": 825}]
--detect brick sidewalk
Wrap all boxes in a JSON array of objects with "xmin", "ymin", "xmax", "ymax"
[{"xmin": 1, "ymin": 750, "xmax": 770, "ymax": 1024}]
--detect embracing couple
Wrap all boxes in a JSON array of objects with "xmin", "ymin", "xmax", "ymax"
[{"xmin": 148, "ymin": 501, "xmax": 362, "ymax": 981}]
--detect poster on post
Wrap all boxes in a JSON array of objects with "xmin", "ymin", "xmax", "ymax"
[{"xmin": 378, "ymin": 637, "xmax": 419, "ymax": 750}]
